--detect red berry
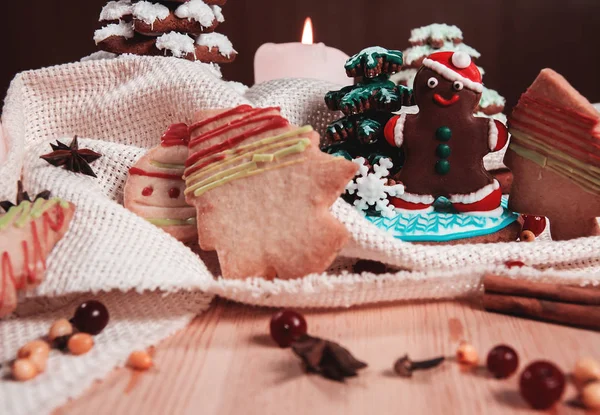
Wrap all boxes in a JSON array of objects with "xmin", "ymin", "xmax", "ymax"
[
  {"xmin": 269, "ymin": 310, "xmax": 307, "ymax": 348},
  {"xmin": 71, "ymin": 300, "xmax": 110, "ymax": 335},
  {"xmin": 505, "ymin": 260, "xmax": 525, "ymax": 268},
  {"xmin": 519, "ymin": 361, "xmax": 565, "ymax": 410},
  {"xmin": 522, "ymin": 215, "xmax": 547, "ymax": 237},
  {"xmin": 142, "ymin": 187, "xmax": 153, "ymax": 196},
  {"xmin": 486, "ymin": 345, "xmax": 519, "ymax": 378}
]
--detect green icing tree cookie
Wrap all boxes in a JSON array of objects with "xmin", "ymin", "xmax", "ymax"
[
  {"xmin": 345, "ymin": 47, "xmax": 404, "ymax": 78},
  {"xmin": 321, "ymin": 47, "xmax": 412, "ymax": 172}
]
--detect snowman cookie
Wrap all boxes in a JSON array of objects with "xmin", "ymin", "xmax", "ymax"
[{"xmin": 384, "ymin": 51, "xmax": 508, "ymax": 216}]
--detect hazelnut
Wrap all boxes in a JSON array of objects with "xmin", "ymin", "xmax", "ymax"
[
  {"xmin": 12, "ymin": 359, "xmax": 38, "ymax": 381},
  {"xmin": 520, "ymin": 230, "xmax": 536, "ymax": 242},
  {"xmin": 49, "ymin": 318, "xmax": 73, "ymax": 341},
  {"xmin": 573, "ymin": 357, "xmax": 600, "ymax": 390},
  {"xmin": 68, "ymin": 333, "xmax": 94, "ymax": 355},
  {"xmin": 128, "ymin": 350, "xmax": 153, "ymax": 371},
  {"xmin": 581, "ymin": 381, "xmax": 600, "ymax": 410},
  {"xmin": 456, "ymin": 342, "xmax": 478, "ymax": 365}
]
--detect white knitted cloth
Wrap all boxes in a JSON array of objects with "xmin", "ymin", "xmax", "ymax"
[{"xmin": 0, "ymin": 56, "xmax": 598, "ymax": 414}]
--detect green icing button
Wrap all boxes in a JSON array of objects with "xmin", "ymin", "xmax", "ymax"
[
  {"xmin": 436, "ymin": 144, "xmax": 451, "ymax": 158},
  {"xmin": 435, "ymin": 159, "xmax": 450, "ymax": 175},
  {"xmin": 436, "ymin": 126, "xmax": 452, "ymax": 141}
]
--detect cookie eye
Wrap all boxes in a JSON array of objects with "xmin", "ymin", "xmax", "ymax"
[
  {"xmin": 453, "ymin": 81, "xmax": 464, "ymax": 91},
  {"xmin": 427, "ymin": 77, "xmax": 439, "ymax": 89}
]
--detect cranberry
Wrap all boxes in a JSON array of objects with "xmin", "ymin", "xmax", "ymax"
[
  {"xmin": 505, "ymin": 260, "xmax": 525, "ymax": 268},
  {"xmin": 486, "ymin": 345, "xmax": 519, "ymax": 378},
  {"xmin": 522, "ymin": 215, "xmax": 547, "ymax": 237},
  {"xmin": 519, "ymin": 361, "xmax": 565, "ymax": 410},
  {"xmin": 71, "ymin": 300, "xmax": 110, "ymax": 335},
  {"xmin": 269, "ymin": 310, "xmax": 307, "ymax": 348}
]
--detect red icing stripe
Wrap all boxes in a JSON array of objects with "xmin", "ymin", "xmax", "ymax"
[
  {"xmin": 188, "ymin": 108, "xmax": 282, "ymax": 149},
  {"xmin": 512, "ymin": 105, "xmax": 600, "ymax": 148},
  {"xmin": 510, "ymin": 118, "xmax": 600, "ymax": 163},
  {"xmin": 160, "ymin": 123, "xmax": 190, "ymax": 147},
  {"xmin": 189, "ymin": 105, "xmax": 255, "ymax": 132},
  {"xmin": 518, "ymin": 95, "xmax": 598, "ymax": 128},
  {"xmin": 512, "ymin": 108, "xmax": 600, "ymax": 150},
  {"xmin": 185, "ymin": 117, "xmax": 289, "ymax": 169},
  {"xmin": 129, "ymin": 167, "xmax": 182, "ymax": 180},
  {"xmin": 1, "ymin": 205, "xmax": 66, "ymax": 312}
]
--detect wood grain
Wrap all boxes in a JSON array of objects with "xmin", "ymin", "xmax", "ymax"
[{"xmin": 56, "ymin": 299, "xmax": 600, "ymax": 415}]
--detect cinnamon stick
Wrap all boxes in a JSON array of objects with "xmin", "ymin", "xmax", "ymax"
[
  {"xmin": 482, "ymin": 293, "xmax": 600, "ymax": 331},
  {"xmin": 483, "ymin": 274, "xmax": 600, "ymax": 305}
]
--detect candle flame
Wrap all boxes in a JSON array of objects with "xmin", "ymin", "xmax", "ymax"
[{"xmin": 301, "ymin": 17, "xmax": 313, "ymax": 45}]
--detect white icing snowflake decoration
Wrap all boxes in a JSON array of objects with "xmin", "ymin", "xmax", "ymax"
[{"xmin": 345, "ymin": 157, "xmax": 404, "ymax": 218}]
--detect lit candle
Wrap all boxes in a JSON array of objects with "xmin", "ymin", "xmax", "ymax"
[{"xmin": 254, "ymin": 17, "xmax": 350, "ymax": 86}]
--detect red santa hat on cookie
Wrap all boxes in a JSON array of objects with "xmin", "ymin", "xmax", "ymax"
[{"xmin": 422, "ymin": 51, "xmax": 483, "ymax": 93}]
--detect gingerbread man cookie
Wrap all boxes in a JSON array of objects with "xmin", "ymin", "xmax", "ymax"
[
  {"xmin": 506, "ymin": 68, "xmax": 600, "ymax": 240},
  {"xmin": 384, "ymin": 51, "xmax": 508, "ymax": 215}
]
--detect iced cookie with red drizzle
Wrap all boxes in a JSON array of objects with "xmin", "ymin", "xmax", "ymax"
[
  {"xmin": 505, "ymin": 68, "xmax": 600, "ymax": 240},
  {"xmin": 0, "ymin": 198, "xmax": 75, "ymax": 317},
  {"xmin": 124, "ymin": 123, "xmax": 197, "ymax": 242},
  {"xmin": 384, "ymin": 51, "xmax": 508, "ymax": 215},
  {"xmin": 185, "ymin": 106, "xmax": 357, "ymax": 280}
]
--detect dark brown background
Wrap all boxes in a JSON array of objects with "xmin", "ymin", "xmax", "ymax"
[{"xmin": 2, "ymin": 0, "xmax": 600, "ymax": 113}]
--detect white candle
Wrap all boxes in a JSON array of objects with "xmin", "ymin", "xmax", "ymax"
[
  {"xmin": 254, "ymin": 18, "xmax": 349, "ymax": 86},
  {"xmin": 0, "ymin": 121, "xmax": 7, "ymax": 164}
]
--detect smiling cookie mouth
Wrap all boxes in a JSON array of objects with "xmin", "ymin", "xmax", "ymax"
[{"xmin": 433, "ymin": 93, "xmax": 460, "ymax": 106}]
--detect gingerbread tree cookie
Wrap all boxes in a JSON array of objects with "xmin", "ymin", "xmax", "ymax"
[
  {"xmin": 506, "ymin": 69, "xmax": 600, "ymax": 240},
  {"xmin": 94, "ymin": 0, "xmax": 236, "ymax": 64},
  {"xmin": 384, "ymin": 51, "xmax": 508, "ymax": 216},
  {"xmin": 184, "ymin": 105, "xmax": 357, "ymax": 279},
  {"xmin": 390, "ymin": 23, "xmax": 506, "ymax": 120}
]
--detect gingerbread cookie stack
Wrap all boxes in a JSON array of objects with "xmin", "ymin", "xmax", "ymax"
[
  {"xmin": 93, "ymin": 0, "xmax": 236, "ymax": 64},
  {"xmin": 391, "ymin": 24, "xmax": 506, "ymax": 121}
]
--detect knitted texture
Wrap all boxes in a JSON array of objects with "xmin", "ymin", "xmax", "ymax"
[{"xmin": 0, "ymin": 56, "xmax": 598, "ymax": 414}]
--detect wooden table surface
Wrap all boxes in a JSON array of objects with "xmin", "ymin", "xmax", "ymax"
[{"xmin": 56, "ymin": 298, "xmax": 600, "ymax": 415}]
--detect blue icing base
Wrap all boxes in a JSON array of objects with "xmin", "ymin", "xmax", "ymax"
[{"xmin": 365, "ymin": 197, "xmax": 519, "ymax": 242}]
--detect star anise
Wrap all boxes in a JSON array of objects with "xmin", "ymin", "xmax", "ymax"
[
  {"xmin": 291, "ymin": 334, "xmax": 367, "ymax": 382},
  {"xmin": 0, "ymin": 181, "xmax": 51, "ymax": 213},
  {"xmin": 40, "ymin": 136, "xmax": 102, "ymax": 177}
]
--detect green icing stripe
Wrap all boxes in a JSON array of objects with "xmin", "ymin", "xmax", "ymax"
[
  {"xmin": 150, "ymin": 160, "xmax": 186, "ymax": 169},
  {"xmin": 192, "ymin": 139, "xmax": 311, "ymax": 197},
  {"xmin": 0, "ymin": 198, "xmax": 69, "ymax": 230},
  {"xmin": 509, "ymin": 140, "xmax": 600, "ymax": 193},
  {"xmin": 511, "ymin": 130, "xmax": 600, "ymax": 174},
  {"xmin": 147, "ymin": 217, "xmax": 197, "ymax": 227}
]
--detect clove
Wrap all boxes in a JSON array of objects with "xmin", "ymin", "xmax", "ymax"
[{"xmin": 393, "ymin": 354, "xmax": 445, "ymax": 378}]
